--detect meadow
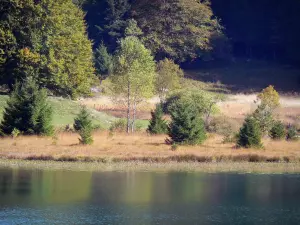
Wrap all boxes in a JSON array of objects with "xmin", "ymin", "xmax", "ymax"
[{"xmin": 0, "ymin": 132, "xmax": 299, "ymax": 163}]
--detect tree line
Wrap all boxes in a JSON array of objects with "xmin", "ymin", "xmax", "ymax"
[{"xmin": 84, "ymin": 0, "xmax": 300, "ymax": 64}]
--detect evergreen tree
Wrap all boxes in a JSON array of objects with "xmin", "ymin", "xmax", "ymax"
[
  {"xmin": 286, "ymin": 125, "xmax": 298, "ymax": 141},
  {"xmin": 94, "ymin": 42, "xmax": 113, "ymax": 80},
  {"xmin": 74, "ymin": 107, "xmax": 93, "ymax": 145},
  {"xmin": 0, "ymin": 77, "xmax": 53, "ymax": 136},
  {"xmin": 167, "ymin": 100, "xmax": 207, "ymax": 145},
  {"xmin": 269, "ymin": 121, "xmax": 286, "ymax": 140},
  {"xmin": 237, "ymin": 116, "xmax": 263, "ymax": 148},
  {"xmin": 147, "ymin": 104, "xmax": 168, "ymax": 134}
]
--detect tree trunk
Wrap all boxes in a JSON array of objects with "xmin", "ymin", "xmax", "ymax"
[
  {"xmin": 127, "ymin": 82, "xmax": 131, "ymax": 133},
  {"xmin": 131, "ymin": 100, "xmax": 137, "ymax": 133}
]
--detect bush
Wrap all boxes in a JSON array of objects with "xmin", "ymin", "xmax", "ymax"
[
  {"xmin": 0, "ymin": 77, "xmax": 53, "ymax": 136},
  {"xmin": 167, "ymin": 100, "xmax": 206, "ymax": 145},
  {"xmin": 147, "ymin": 104, "xmax": 168, "ymax": 134},
  {"xmin": 269, "ymin": 121, "xmax": 286, "ymax": 140},
  {"xmin": 237, "ymin": 116, "xmax": 263, "ymax": 148},
  {"xmin": 74, "ymin": 107, "xmax": 93, "ymax": 145},
  {"xmin": 207, "ymin": 116, "xmax": 240, "ymax": 134},
  {"xmin": 109, "ymin": 119, "xmax": 127, "ymax": 132},
  {"xmin": 286, "ymin": 126, "xmax": 298, "ymax": 141}
]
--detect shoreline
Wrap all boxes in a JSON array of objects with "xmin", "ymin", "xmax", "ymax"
[{"xmin": 1, "ymin": 159, "xmax": 300, "ymax": 174}]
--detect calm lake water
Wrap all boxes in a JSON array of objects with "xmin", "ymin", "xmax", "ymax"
[{"xmin": 0, "ymin": 168, "xmax": 300, "ymax": 225}]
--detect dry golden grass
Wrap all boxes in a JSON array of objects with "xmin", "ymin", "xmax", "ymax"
[{"xmin": 0, "ymin": 132, "xmax": 299, "ymax": 163}]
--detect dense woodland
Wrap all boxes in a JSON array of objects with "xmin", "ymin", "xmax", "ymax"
[
  {"xmin": 1, "ymin": 0, "xmax": 300, "ymax": 98},
  {"xmin": 84, "ymin": 0, "xmax": 300, "ymax": 63}
]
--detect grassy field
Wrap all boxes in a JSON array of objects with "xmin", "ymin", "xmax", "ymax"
[
  {"xmin": 0, "ymin": 95, "xmax": 150, "ymax": 130},
  {"xmin": 0, "ymin": 132, "xmax": 299, "ymax": 163}
]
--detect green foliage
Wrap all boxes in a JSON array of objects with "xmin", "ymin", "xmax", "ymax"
[
  {"xmin": 133, "ymin": 0, "xmax": 226, "ymax": 62},
  {"xmin": 0, "ymin": 0, "xmax": 96, "ymax": 98},
  {"xmin": 252, "ymin": 104, "xmax": 275, "ymax": 135},
  {"xmin": 164, "ymin": 89, "xmax": 223, "ymax": 128},
  {"xmin": 286, "ymin": 126, "xmax": 298, "ymax": 141},
  {"xmin": 125, "ymin": 19, "xmax": 143, "ymax": 38},
  {"xmin": 167, "ymin": 100, "xmax": 207, "ymax": 145},
  {"xmin": 257, "ymin": 85, "xmax": 280, "ymax": 110},
  {"xmin": 94, "ymin": 42, "xmax": 113, "ymax": 80},
  {"xmin": 98, "ymin": 0, "xmax": 131, "ymax": 51},
  {"xmin": 147, "ymin": 104, "xmax": 168, "ymax": 134},
  {"xmin": 11, "ymin": 128, "xmax": 21, "ymax": 139},
  {"xmin": 109, "ymin": 118, "xmax": 127, "ymax": 132},
  {"xmin": 156, "ymin": 59, "xmax": 184, "ymax": 102},
  {"xmin": 0, "ymin": 77, "xmax": 53, "ymax": 136},
  {"xmin": 269, "ymin": 121, "xmax": 286, "ymax": 140},
  {"xmin": 237, "ymin": 116, "xmax": 263, "ymax": 149},
  {"xmin": 74, "ymin": 107, "xmax": 93, "ymax": 145},
  {"xmin": 111, "ymin": 36, "xmax": 156, "ymax": 132}
]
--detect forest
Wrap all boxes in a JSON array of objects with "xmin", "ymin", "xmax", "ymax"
[
  {"xmin": 1, "ymin": 0, "xmax": 300, "ymax": 98},
  {"xmin": 83, "ymin": 0, "xmax": 300, "ymax": 64}
]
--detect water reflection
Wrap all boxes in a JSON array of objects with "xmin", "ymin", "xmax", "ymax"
[{"xmin": 0, "ymin": 168, "xmax": 300, "ymax": 224}]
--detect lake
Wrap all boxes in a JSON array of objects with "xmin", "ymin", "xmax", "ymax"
[{"xmin": 0, "ymin": 167, "xmax": 300, "ymax": 225}]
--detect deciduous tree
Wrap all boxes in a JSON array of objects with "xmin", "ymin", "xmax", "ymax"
[
  {"xmin": 156, "ymin": 59, "xmax": 183, "ymax": 103},
  {"xmin": 111, "ymin": 36, "xmax": 155, "ymax": 133}
]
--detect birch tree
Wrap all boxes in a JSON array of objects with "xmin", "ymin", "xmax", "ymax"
[{"xmin": 110, "ymin": 36, "xmax": 156, "ymax": 133}]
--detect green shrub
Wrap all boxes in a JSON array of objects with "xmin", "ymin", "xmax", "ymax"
[
  {"xmin": 74, "ymin": 107, "xmax": 93, "ymax": 145},
  {"xmin": 147, "ymin": 104, "xmax": 168, "ymax": 134},
  {"xmin": 0, "ymin": 77, "xmax": 53, "ymax": 136},
  {"xmin": 109, "ymin": 119, "xmax": 127, "ymax": 132},
  {"xmin": 167, "ymin": 100, "xmax": 206, "ymax": 145},
  {"xmin": 269, "ymin": 121, "xmax": 286, "ymax": 140},
  {"xmin": 11, "ymin": 128, "xmax": 21, "ymax": 139},
  {"xmin": 286, "ymin": 126, "xmax": 298, "ymax": 141},
  {"xmin": 237, "ymin": 116, "xmax": 263, "ymax": 148},
  {"xmin": 208, "ymin": 116, "xmax": 240, "ymax": 134}
]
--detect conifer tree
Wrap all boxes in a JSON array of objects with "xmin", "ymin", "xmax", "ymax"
[
  {"xmin": 237, "ymin": 116, "xmax": 263, "ymax": 148},
  {"xmin": 0, "ymin": 77, "xmax": 53, "ymax": 136},
  {"xmin": 94, "ymin": 42, "xmax": 113, "ymax": 80},
  {"xmin": 74, "ymin": 107, "xmax": 94, "ymax": 145},
  {"xmin": 269, "ymin": 121, "xmax": 286, "ymax": 140},
  {"xmin": 167, "ymin": 100, "xmax": 206, "ymax": 145},
  {"xmin": 147, "ymin": 104, "xmax": 168, "ymax": 134}
]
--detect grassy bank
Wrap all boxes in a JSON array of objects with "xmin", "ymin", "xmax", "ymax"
[
  {"xmin": 1, "ymin": 159, "xmax": 300, "ymax": 174},
  {"xmin": 0, "ymin": 132, "xmax": 299, "ymax": 164}
]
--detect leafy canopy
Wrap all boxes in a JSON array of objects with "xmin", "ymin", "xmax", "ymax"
[
  {"xmin": 257, "ymin": 85, "xmax": 280, "ymax": 110},
  {"xmin": 133, "ymin": 0, "xmax": 225, "ymax": 62},
  {"xmin": 0, "ymin": 0, "xmax": 96, "ymax": 98},
  {"xmin": 156, "ymin": 59, "xmax": 183, "ymax": 102}
]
